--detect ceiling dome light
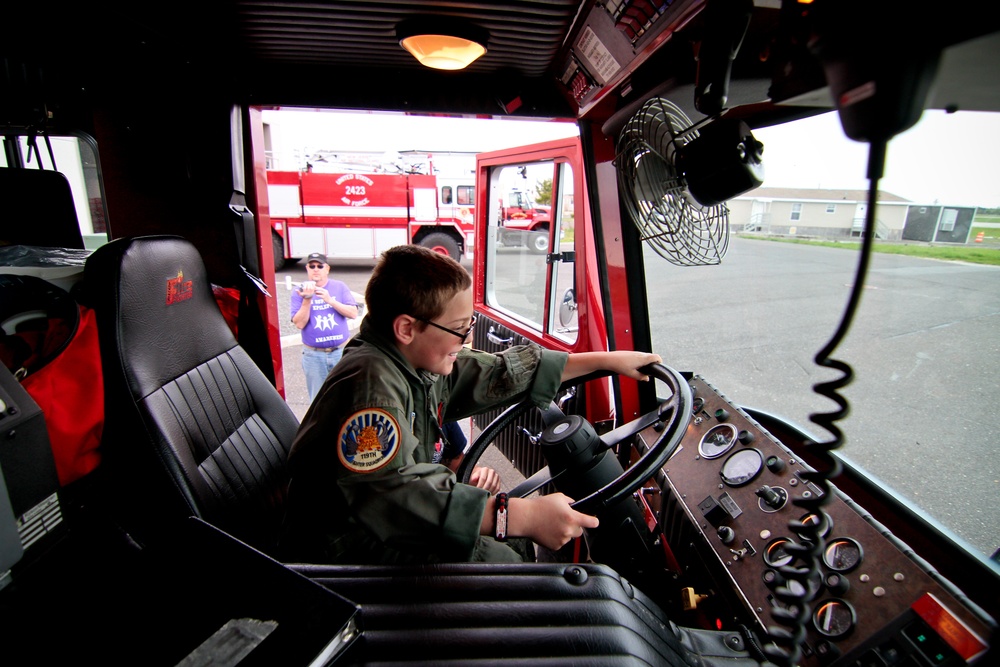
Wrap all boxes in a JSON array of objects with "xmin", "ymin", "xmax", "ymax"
[{"xmin": 397, "ymin": 18, "xmax": 488, "ymax": 71}]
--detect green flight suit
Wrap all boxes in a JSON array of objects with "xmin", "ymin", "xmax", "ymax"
[{"xmin": 279, "ymin": 317, "xmax": 568, "ymax": 564}]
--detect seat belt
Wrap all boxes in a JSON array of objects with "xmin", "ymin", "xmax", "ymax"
[
  {"xmin": 230, "ymin": 190, "xmax": 265, "ymax": 282},
  {"xmin": 228, "ymin": 190, "xmax": 274, "ymax": 382}
]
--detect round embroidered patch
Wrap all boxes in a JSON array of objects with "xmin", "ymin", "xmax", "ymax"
[{"xmin": 337, "ymin": 408, "xmax": 401, "ymax": 473}]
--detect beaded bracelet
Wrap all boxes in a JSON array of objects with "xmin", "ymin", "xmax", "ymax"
[{"xmin": 494, "ymin": 492, "xmax": 508, "ymax": 542}]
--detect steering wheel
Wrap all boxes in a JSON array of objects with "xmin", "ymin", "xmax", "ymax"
[{"xmin": 457, "ymin": 363, "xmax": 693, "ymax": 516}]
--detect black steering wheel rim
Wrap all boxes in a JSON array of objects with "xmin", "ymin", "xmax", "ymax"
[{"xmin": 458, "ymin": 363, "xmax": 692, "ymax": 515}]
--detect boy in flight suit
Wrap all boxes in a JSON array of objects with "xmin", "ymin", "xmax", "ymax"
[{"xmin": 280, "ymin": 244, "xmax": 661, "ymax": 564}]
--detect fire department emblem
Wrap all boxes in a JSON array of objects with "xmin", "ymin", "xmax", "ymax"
[
  {"xmin": 338, "ymin": 408, "xmax": 400, "ymax": 473},
  {"xmin": 165, "ymin": 270, "xmax": 193, "ymax": 305}
]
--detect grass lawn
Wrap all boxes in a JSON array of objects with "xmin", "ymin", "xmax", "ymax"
[
  {"xmin": 739, "ymin": 235, "xmax": 1000, "ymax": 267},
  {"xmin": 971, "ymin": 225, "xmax": 1000, "ymax": 240}
]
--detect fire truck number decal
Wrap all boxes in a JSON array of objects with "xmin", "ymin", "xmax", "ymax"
[{"xmin": 335, "ymin": 173, "xmax": 375, "ymax": 207}]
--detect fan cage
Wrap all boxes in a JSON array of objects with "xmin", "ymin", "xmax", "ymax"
[{"xmin": 616, "ymin": 97, "xmax": 730, "ymax": 267}]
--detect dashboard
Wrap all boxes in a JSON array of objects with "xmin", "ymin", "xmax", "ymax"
[{"xmin": 649, "ymin": 376, "xmax": 992, "ymax": 666}]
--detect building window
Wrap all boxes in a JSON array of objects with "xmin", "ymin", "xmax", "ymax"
[
  {"xmin": 940, "ymin": 208, "xmax": 958, "ymax": 232},
  {"xmin": 790, "ymin": 203, "xmax": 802, "ymax": 221},
  {"xmin": 826, "ymin": 203, "xmax": 836, "ymax": 213}
]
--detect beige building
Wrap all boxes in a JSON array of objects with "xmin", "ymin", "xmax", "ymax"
[{"xmin": 728, "ymin": 187, "xmax": 912, "ymax": 240}]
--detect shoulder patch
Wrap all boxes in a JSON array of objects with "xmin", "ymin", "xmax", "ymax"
[{"xmin": 337, "ymin": 408, "xmax": 401, "ymax": 473}]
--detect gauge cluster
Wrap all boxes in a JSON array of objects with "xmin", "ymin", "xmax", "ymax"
[{"xmin": 652, "ymin": 376, "xmax": 990, "ymax": 667}]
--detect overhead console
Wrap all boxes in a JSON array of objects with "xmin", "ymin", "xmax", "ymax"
[
  {"xmin": 552, "ymin": 0, "xmax": 792, "ymax": 125},
  {"xmin": 554, "ymin": 0, "xmax": 705, "ymax": 117}
]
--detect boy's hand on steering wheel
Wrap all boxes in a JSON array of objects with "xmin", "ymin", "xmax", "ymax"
[
  {"xmin": 513, "ymin": 493, "xmax": 600, "ymax": 551},
  {"xmin": 612, "ymin": 351, "xmax": 662, "ymax": 381}
]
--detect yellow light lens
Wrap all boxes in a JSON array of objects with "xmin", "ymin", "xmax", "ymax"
[{"xmin": 400, "ymin": 34, "xmax": 487, "ymax": 70}]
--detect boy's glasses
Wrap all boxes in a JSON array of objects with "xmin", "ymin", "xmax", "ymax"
[
  {"xmin": 414, "ymin": 314, "xmax": 477, "ymax": 341},
  {"xmin": 307, "ymin": 263, "xmax": 325, "ymax": 269}
]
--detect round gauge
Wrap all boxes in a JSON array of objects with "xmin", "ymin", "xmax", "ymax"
[
  {"xmin": 763, "ymin": 537, "xmax": 797, "ymax": 568},
  {"xmin": 785, "ymin": 578, "xmax": 807, "ymax": 600},
  {"xmin": 812, "ymin": 598, "xmax": 857, "ymax": 639},
  {"xmin": 720, "ymin": 448, "xmax": 763, "ymax": 486},
  {"xmin": 823, "ymin": 537, "xmax": 863, "ymax": 572},
  {"xmin": 796, "ymin": 511, "xmax": 832, "ymax": 542},
  {"xmin": 699, "ymin": 423, "xmax": 739, "ymax": 459}
]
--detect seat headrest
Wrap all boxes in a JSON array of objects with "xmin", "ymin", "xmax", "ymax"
[
  {"xmin": 83, "ymin": 235, "xmax": 238, "ymax": 397},
  {"xmin": 0, "ymin": 168, "xmax": 84, "ymax": 249}
]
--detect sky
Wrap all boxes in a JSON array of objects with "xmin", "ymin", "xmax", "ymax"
[
  {"xmin": 264, "ymin": 109, "xmax": 579, "ymax": 161},
  {"xmin": 752, "ymin": 109, "xmax": 1000, "ymax": 208},
  {"xmin": 264, "ymin": 107, "xmax": 1000, "ymax": 208}
]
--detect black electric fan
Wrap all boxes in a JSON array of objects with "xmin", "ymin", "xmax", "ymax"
[{"xmin": 616, "ymin": 96, "xmax": 763, "ymax": 267}]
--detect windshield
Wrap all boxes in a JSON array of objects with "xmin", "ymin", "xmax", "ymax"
[{"xmin": 640, "ymin": 108, "xmax": 999, "ymax": 563}]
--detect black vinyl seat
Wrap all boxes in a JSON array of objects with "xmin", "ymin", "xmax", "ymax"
[
  {"xmin": 81, "ymin": 235, "xmax": 298, "ymax": 554},
  {"xmin": 295, "ymin": 560, "xmax": 763, "ymax": 667},
  {"xmin": 0, "ymin": 167, "xmax": 85, "ymax": 250}
]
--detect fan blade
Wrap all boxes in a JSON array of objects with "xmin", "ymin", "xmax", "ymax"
[{"xmin": 616, "ymin": 97, "xmax": 733, "ymax": 267}]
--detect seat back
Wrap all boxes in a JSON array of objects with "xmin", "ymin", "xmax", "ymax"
[
  {"xmin": 0, "ymin": 167, "xmax": 84, "ymax": 249},
  {"xmin": 82, "ymin": 235, "xmax": 298, "ymax": 554}
]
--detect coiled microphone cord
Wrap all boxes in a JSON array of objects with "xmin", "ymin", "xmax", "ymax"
[{"xmin": 764, "ymin": 140, "xmax": 887, "ymax": 667}]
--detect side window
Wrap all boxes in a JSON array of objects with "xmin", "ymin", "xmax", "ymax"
[
  {"xmin": 549, "ymin": 163, "xmax": 577, "ymax": 343},
  {"xmin": 456, "ymin": 185, "xmax": 474, "ymax": 206},
  {"xmin": 483, "ymin": 160, "xmax": 577, "ymax": 344},
  {"xmin": 441, "ymin": 186, "xmax": 453, "ymax": 204},
  {"xmin": 940, "ymin": 208, "xmax": 958, "ymax": 232},
  {"xmin": 0, "ymin": 134, "xmax": 108, "ymax": 249}
]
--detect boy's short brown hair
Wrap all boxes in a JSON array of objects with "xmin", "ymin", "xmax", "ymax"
[{"xmin": 365, "ymin": 245, "xmax": 471, "ymax": 336}]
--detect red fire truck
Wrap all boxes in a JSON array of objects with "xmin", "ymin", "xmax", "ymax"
[
  {"xmin": 499, "ymin": 189, "xmax": 552, "ymax": 254},
  {"xmin": 267, "ymin": 167, "xmax": 475, "ymax": 269},
  {"xmin": 502, "ymin": 190, "xmax": 551, "ymax": 226}
]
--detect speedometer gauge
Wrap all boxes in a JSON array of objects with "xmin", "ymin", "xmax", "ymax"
[
  {"xmin": 720, "ymin": 448, "xmax": 763, "ymax": 486},
  {"xmin": 698, "ymin": 423, "xmax": 738, "ymax": 459}
]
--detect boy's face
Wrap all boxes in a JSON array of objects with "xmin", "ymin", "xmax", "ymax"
[{"xmin": 403, "ymin": 287, "xmax": 474, "ymax": 376}]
